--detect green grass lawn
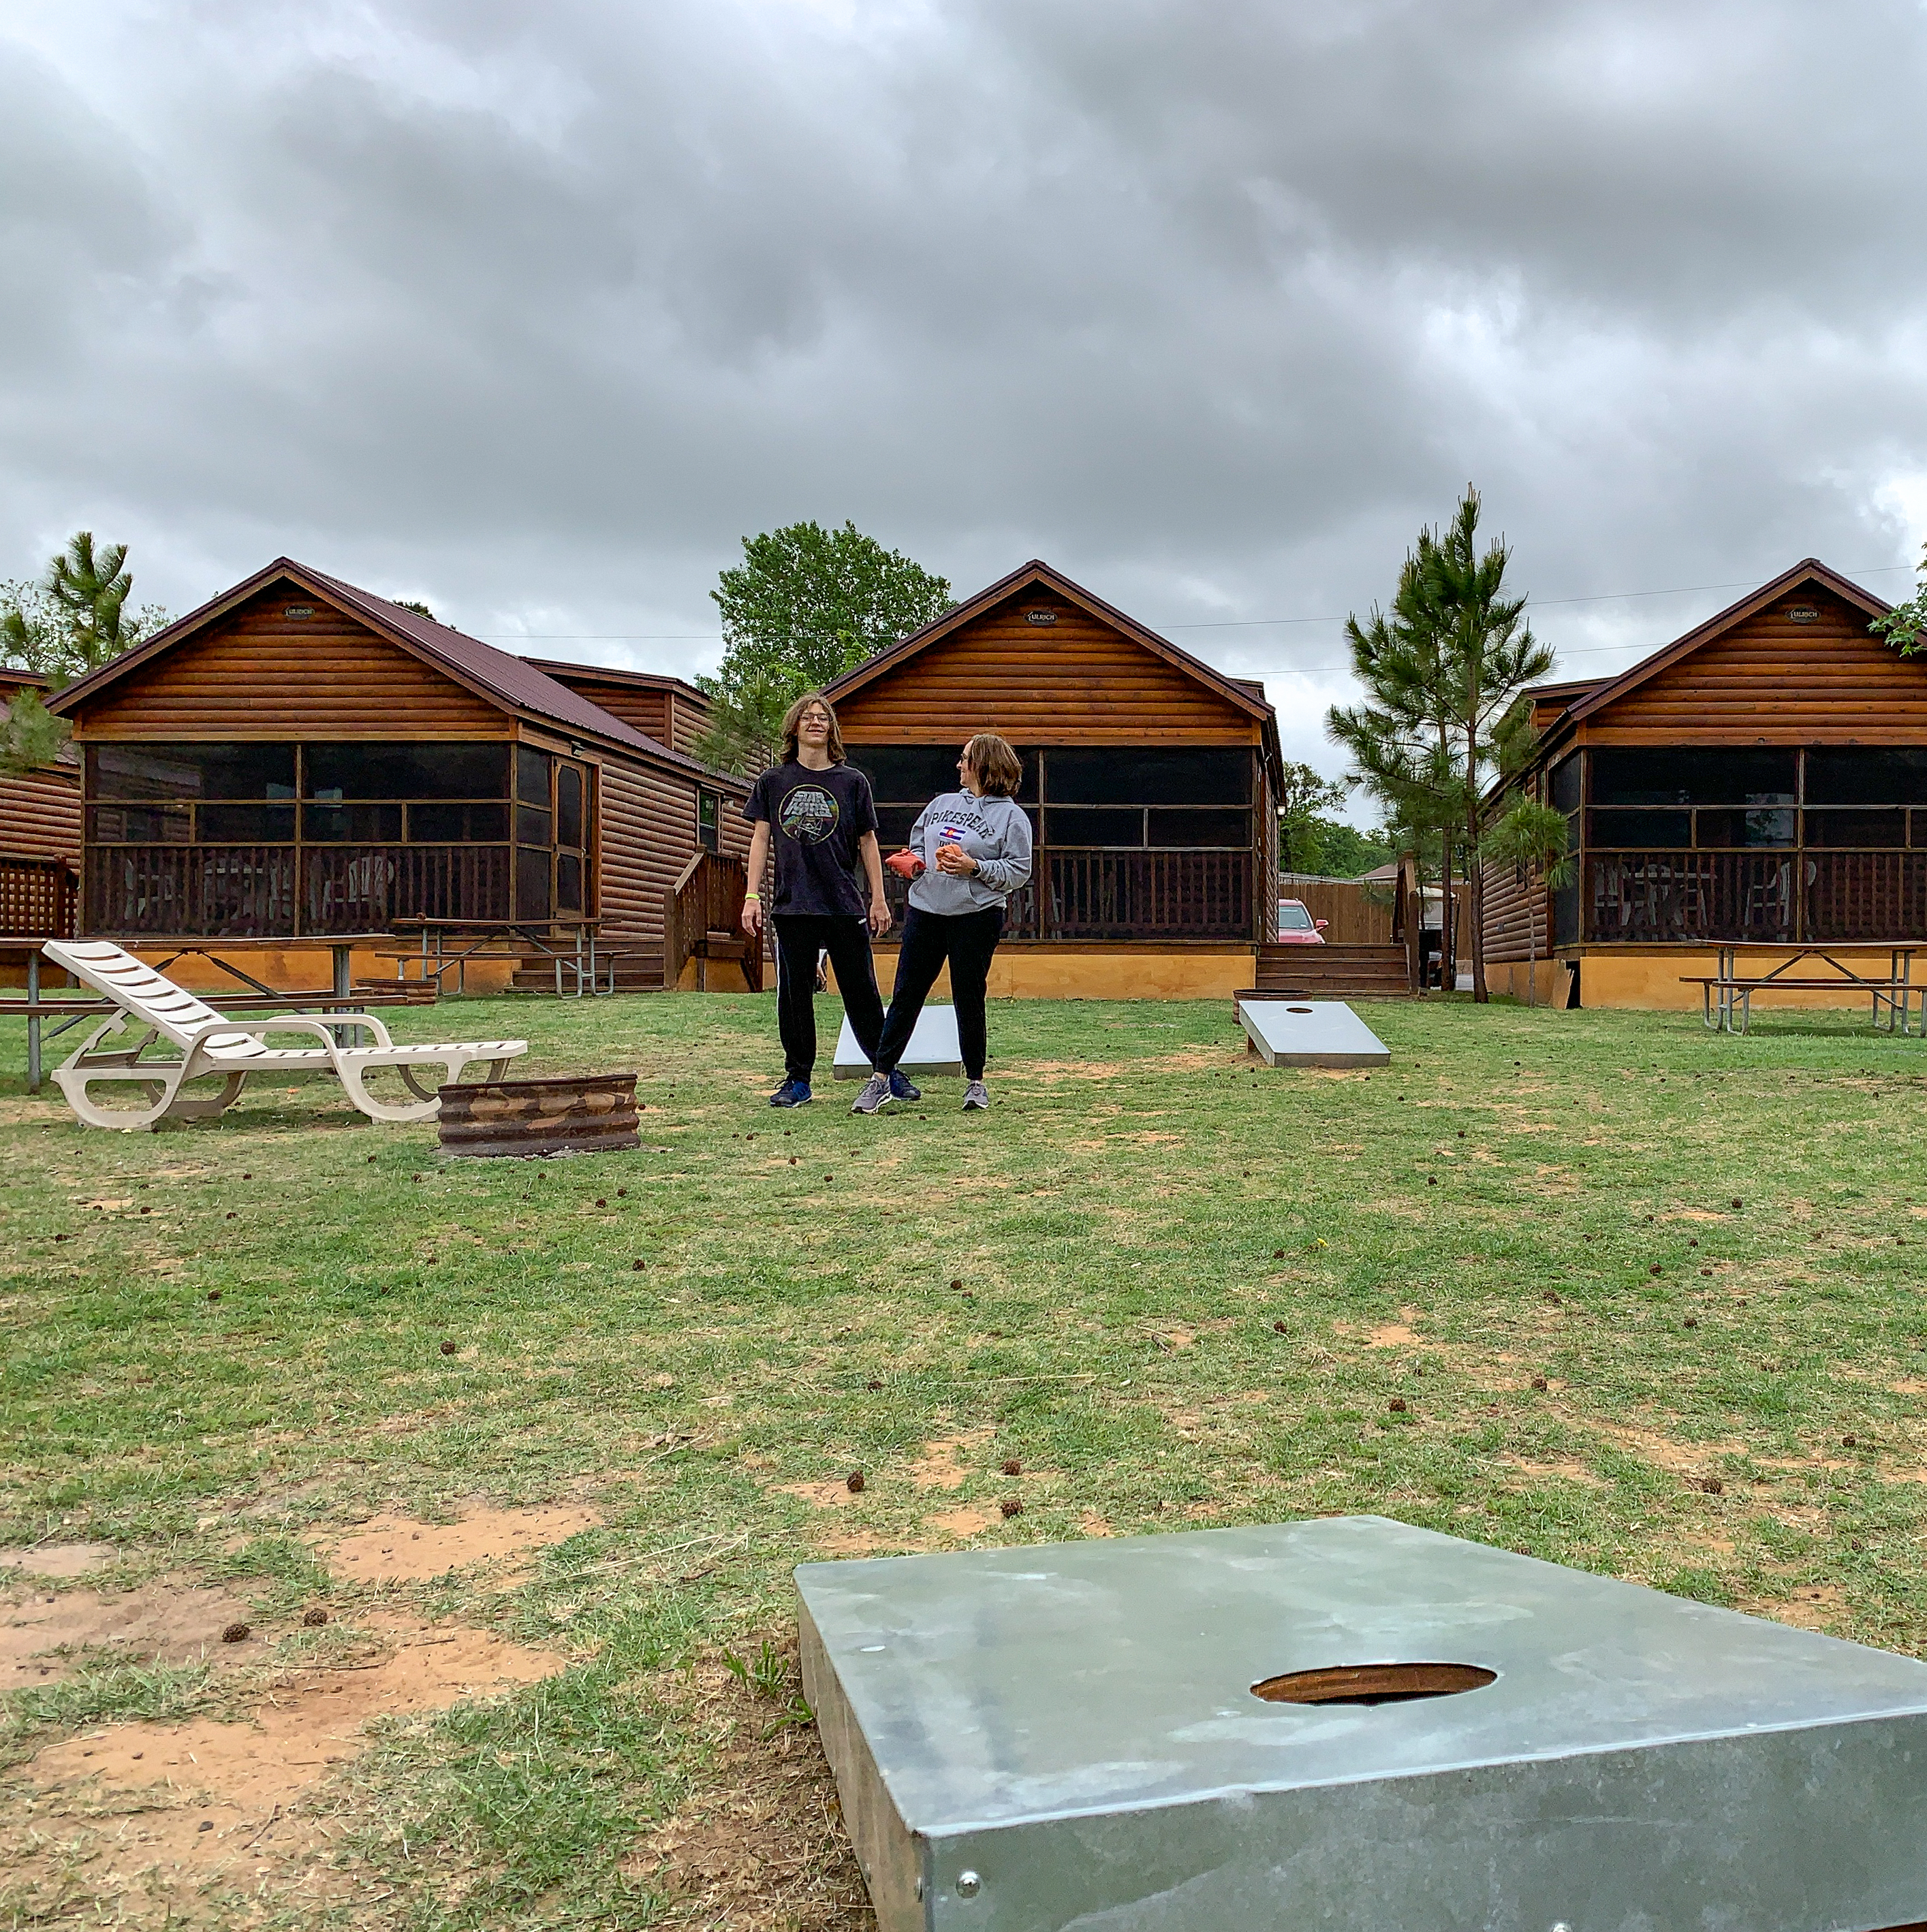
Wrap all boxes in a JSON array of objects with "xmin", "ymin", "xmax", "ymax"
[{"xmin": 3, "ymin": 990, "xmax": 1925, "ymax": 1929}]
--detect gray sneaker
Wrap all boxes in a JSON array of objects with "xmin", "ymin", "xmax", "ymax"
[
  {"xmin": 962, "ymin": 1080, "xmax": 989, "ymax": 1111},
  {"xmin": 851, "ymin": 1073, "xmax": 892, "ymax": 1115}
]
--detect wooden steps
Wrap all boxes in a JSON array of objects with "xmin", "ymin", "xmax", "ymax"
[{"xmin": 1253, "ymin": 942, "xmax": 1411, "ymax": 998}]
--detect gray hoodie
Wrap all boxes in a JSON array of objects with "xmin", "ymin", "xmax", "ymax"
[{"xmin": 903, "ymin": 789, "xmax": 1034, "ymax": 917}]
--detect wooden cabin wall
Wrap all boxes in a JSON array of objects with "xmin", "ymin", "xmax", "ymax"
[
  {"xmin": 71, "ymin": 590, "xmax": 507, "ymax": 740},
  {"xmin": 1478, "ymin": 855, "xmax": 1544, "ymax": 965},
  {"xmin": 1584, "ymin": 586, "xmax": 1927, "ymax": 745},
  {"xmin": 0, "ymin": 763, "xmax": 81, "ymax": 861},
  {"xmin": 542, "ymin": 676, "xmax": 671, "ymax": 744},
  {"xmin": 836, "ymin": 597, "xmax": 1262, "ymax": 746},
  {"xmin": 594, "ymin": 757, "xmax": 749, "ymax": 980}
]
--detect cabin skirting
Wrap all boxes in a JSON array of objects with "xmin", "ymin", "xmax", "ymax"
[
  {"xmin": 1499, "ymin": 945, "xmax": 1922, "ymax": 1012},
  {"xmin": 841, "ymin": 943, "xmax": 1257, "ymax": 1001}
]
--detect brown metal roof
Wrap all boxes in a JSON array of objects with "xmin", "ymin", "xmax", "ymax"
[
  {"xmin": 522, "ymin": 659, "xmax": 711, "ymax": 705},
  {"xmin": 50, "ymin": 559, "xmax": 746, "ymax": 790}
]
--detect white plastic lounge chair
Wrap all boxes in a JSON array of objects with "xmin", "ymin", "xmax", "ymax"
[{"xmin": 41, "ymin": 939, "xmax": 528, "ymax": 1131}]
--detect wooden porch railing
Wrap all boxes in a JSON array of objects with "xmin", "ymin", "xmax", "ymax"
[
  {"xmin": 0, "ymin": 855, "xmax": 78, "ymax": 938},
  {"xmin": 1041, "ymin": 849, "xmax": 1250, "ymax": 940},
  {"xmin": 664, "ymin": 851, "xmax": 761, "ymax": 991},
  {"xmin": 1585, "ymin": 849, "xmax": 1927, "ymax": 945}
]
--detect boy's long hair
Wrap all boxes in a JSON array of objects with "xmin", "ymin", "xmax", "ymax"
[
  {"xmin": 963, "ymin": 733, "xmax": 1022, "ymax": 799},
  {"xmin": 779, "ymin": 691, "xmax": 846, "ymax": 765}
]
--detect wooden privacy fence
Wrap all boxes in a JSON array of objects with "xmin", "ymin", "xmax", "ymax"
[
  {"xmin": 664, "ymin": 851, "xmax": 761, "ymax": 991},
  {"xmin": 1277, "ymin": 874, "xmax": 1393, "ymax": 946},
  {"xmin": 0, "ymin": 856, "xmax": 78, "ymax": 939}
]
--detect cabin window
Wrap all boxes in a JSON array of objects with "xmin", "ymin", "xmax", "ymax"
[
  {"xmin": 1805, "ymin": 748, "xmax": 1927, "ymax": 805},
  {"xmin": 559, "ymin": 765, "xmax": 586, "ymax": 851},
  {"xmin": 516, "ymin": 746, "xmax": 551, "ymax": 805},
  {"xmin": 304, "ymin": 803, "xmax": 404, "ymax": 842},
  {"xmin": 405, "ymin": 802, "xmax": 507, "ymax": 842},
  {"xmin": 850, "ymin": 745, "xmax": 973, "ymax": 802},
  {"xmin": 1695, "ymin": 809, "xmax": 1795, "ymax": 849},
  {"xmin": 1548, "ymin": 754, "xmax": 1582, "ymax": 816},
  {"xmin": 1591, "ymin": 809, "xmax": 1691, "ymax": 849},
  {"xmin": 306, "ymin": 743, "xmax": 507, "ymax": 800},
  {"xmin": 697, "ymin": 787, "xmax": 720, "ymax": 855},
  {"xmin": 1044, "ymin": 747, "xmax": 1249, "ymax": 807},
  {"xmin": 93, "ymin": 743, "xmax": 297, "ymax": 801},
  {"xmin": 1805, "ymin": 808, "xmax": 1907, "ymax": 848},
  {"xmin": 1590, "ymin": 748, "xmax": 1796, "ymax": 807},
  {"xmin": 1048, "ymin": 808, "xmax": 1142, "ymax": 847}
]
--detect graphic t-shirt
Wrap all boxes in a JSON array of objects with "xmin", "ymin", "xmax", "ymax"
[{"xmin": 743, "ymin": 759, "xmax": 878, "ymax": 917}]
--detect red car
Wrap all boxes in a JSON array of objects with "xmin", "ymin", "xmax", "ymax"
[{"xmin": 1276, "ymin": 898, "xmax": 1328, "ymax": 943}]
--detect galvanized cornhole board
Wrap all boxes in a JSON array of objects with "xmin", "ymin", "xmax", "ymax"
[
  {"xmin": 834, "ymin": 1003, "xmax": 963, "ymax": 1080},
  {"xmin": 1236, "ymin": 996, "xmax": 1390, "ymax": 1066},
  {"xmin": 798, "ymin": 1515, "xmax": 1927, "ymax": 1932},
  {"xmin": 437, "ymin": 1072, "xmax": 639, "ymax": 1156}
]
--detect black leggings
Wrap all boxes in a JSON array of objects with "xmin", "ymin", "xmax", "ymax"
[
  {"xmin": 772, "ymin": 915, "xmax": 885, "ymax": 1083},
  {"xmin": 873, "ymin": 904, "xmax": 1004, "ymax": 1082}
]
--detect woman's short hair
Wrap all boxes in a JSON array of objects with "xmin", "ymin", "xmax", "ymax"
[
  {"xmin": 963, "ymin": 733, "xmax": 1022, "ymax": 799},
  {"xmin": 780, "ymin": 691, "xmax": 846, "ymax": 765}
]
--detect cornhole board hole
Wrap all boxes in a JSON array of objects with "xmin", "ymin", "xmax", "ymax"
[
  {"xmin": 834, "ymin": 1003, "xmax": 962, "ymax": 1080},
  {"xmin": 1236, "ymin": 995, "xmax": 1390, "ymax": 1067},
  {"xmin": 798, "ymin": 1515, "xmax": 1927, "ymax": 1932}
]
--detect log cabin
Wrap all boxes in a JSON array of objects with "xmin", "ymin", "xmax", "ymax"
[
  {"xmin": 1481, "ymin": 558, "xmax": 1927, "ymax": 1009},
  {"xmin": 824, "ymin": 560, "xmax": 1285, "ymax": 998},
  {"xmin": 46, "ymin": 559, "xmax": 750, "ymax": 993}
]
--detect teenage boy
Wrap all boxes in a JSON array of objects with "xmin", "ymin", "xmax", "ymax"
[{"xmin": 741, "ymin": 691, "xmax": 907, "ymax": 1108}]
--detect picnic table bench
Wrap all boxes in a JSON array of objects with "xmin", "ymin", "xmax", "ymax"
[{"xmin": 1681, "ymin": 947, "xmax": 1922, "ymax": 1034}]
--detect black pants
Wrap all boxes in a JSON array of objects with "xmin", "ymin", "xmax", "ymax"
[
  {"xmin": 874, "ymin": 904, "xmax": 1003, "ymax": 1082},
  {"xmin": 772, "ymin": 915, "xmax": 885, "ymax": 1083}
]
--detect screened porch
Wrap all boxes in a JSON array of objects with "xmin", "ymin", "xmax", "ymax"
[{"xmin": 82, "ymin": 742, "xmax": 595, "ymax": 939}]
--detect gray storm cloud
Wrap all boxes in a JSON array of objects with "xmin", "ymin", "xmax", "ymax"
[{"xmin": 3, "ymin": 0, "xmax": 1926, "ymax": 774}]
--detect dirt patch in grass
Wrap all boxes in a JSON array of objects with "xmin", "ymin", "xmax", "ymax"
[
  {"xmin": 0, "ymin": 1542, "xmax": 119, "ymax": 1578},
  {"xmin": 3, "ymin": 1613, "xmax": 562, "ymax": 1923},
  {"xmin": 1592, "ymin": 1421, "xmax": 1739, "ymax": 1475},
  {"xmin": 313, "ymin": 1504, "xmax": 602, "ymax": 1583},
  {"xmin": 922, "ymin": 1506, "xmax": 1000, "ymax": 1540},
  {"xmin": 1363, "ymin": 1319, "xmax": 1420, "ymax": 1348},
  {"xmin": 1500, "ymin": 1455, "xmax": 1608, "ymax": 1488},
  {"xmin": 633, "ymin": 1653, "xmax": 867, "ymax": 1931},
  {"xmin": 1746, "ymin": 1584, "xmax": 1848, "ymax": 1632},
  {"xmin": 1, "ymin": 1580, "xmax": 262, "ymax": 1689},
  {"xmin": 777, "ymin": 1481, "xmax": 862, "ymax": 1510},
  {"xmin": 907, "ymin": 1431, "xmax": 993, "ymax": 1491}
]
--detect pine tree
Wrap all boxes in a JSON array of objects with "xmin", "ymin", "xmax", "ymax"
[
  {"xmin": 0, "ymin": 532, "xmax": 170, "ymax": 775},
  {"xmin": 1422, "ymin": 488, "xmax": 1555, "ymax": 1001}
]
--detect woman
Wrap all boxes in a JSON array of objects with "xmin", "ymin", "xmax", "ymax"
[
  {"xmin": 851, "ymin": 733, "xmax": 1033, "ymax": 1115},
  {"xmin": 740, "ymin": 692, "xmax": 895, "ymax": 1108}
]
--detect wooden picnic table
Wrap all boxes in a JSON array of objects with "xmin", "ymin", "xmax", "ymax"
[
  {"xmin": 1680, "ymin": 947, "xmax": 1923, "ymax": 1035},
  {"xmin": 383, "ymin": 918, "xmax": 604, "ymax": 996}
]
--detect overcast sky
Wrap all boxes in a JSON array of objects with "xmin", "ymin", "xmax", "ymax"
[{"xmin": 6, "ymin": 0, "xmax": 1927, "ymax": 799}]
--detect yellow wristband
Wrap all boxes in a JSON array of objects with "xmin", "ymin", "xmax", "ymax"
[{"xmin": 743, "ymin": 892, "xmax": 761, "ymax": 902}]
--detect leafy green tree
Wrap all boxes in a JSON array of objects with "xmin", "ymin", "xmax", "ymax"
[
  {"xmin": 1873, "ymin": 539, "xmax": 1927, "ymax": 652},
  {"xmin": 1276, "ymin": 761, "xmax": 1347, "ymax": 871},
  {"xmin": 1480, "ymin": 795, "xmax": 1574, "ymax": 1007},
  {"xmin": 695, "ymin": 521, "xmax": 952, "ymax": 772},
  {"xmin": 1, "ymin": 533, "xmax": 170, "ymax": 775}
]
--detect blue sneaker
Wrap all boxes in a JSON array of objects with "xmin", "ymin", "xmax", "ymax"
[
  {"xmin": 888, "ymin": 1070, "xmax": 922, "ymax": 1102},
  {"xmin": 768, "ymin": 1079, "xmax": 813, "ymax": 1108}
]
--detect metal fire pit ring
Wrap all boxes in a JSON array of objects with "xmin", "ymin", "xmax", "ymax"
[{"xmin": 436, "ymin": 1071, "xmax": 640, "ymax": 1158}]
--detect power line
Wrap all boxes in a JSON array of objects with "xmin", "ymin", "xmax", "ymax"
[{"xmin": 473, "ymin": 560, "xmax": 1917, "ymax": 650}]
